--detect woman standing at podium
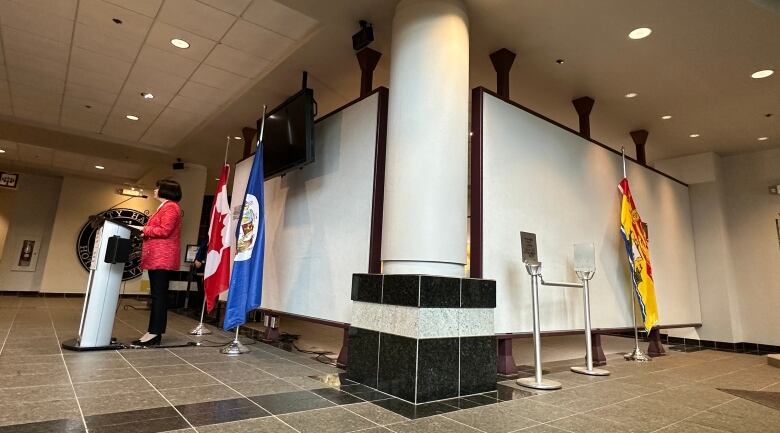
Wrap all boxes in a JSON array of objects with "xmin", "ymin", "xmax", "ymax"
[{"xmin": 133, "ymin": 179, "xmax": 183, "ymax": 347}]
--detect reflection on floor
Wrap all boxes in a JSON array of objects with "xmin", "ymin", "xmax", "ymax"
[{"xmin": 1, "ymin": 295, "xmax": 779, "ymax": 433}]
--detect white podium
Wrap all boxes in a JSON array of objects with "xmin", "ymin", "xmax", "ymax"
[{"xmin": 63, "ymin": 218, "xmax": 133, "ymax": 351}]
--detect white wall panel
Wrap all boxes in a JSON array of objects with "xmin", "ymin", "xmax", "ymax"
[
  {"xmin": 231, "ymin": 93, "xmax": 380, "ymax": 323},
  {"xmin": 481, "ymin": 94, "xmax": 701, "ymax": 333}
]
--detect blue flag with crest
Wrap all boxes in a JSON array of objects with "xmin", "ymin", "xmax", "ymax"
[{"xmin": 224, "ymin": 140, "xmax": 265, "ymax": 331}]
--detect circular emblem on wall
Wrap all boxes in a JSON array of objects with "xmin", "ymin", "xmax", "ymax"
[{"xmin": 76, "ymin": 208, "xmax": 149, "ymax": 280}]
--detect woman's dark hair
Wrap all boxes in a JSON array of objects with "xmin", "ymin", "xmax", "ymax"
[{"xmin": 156, "ymin": 179, "xmax": 182, "ymax": 202}]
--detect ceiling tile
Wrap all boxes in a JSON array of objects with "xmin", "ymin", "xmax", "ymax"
[
  {"xmin": 2, "ymin": 27, "xmax": 70, "ymax": 64},
  {"xmin": 77, "ymin": 0, "xmax": 153, "ymax": 43},
  {"xmin": 66, "ymin": 65, "xmax": 125, "ymax": 95},
  {"xmin": 198, "ymin": 0, "xmax": 251, "ymax": 16},
  {"xmin": 52, "ymin": 149, "xmax": 88, "ymax": 170},
  {"xmin": 3, "ymin": 49, "xmax": 68, "ymax": 82},
  {"xmin": 134, "ymin": 45, "xmax": 200, "ymax": 79},
  {"xmin": 140, "ymin": 123, "xmax": 184, "ymax": 148},
  {"xmin": 113, "ymin": 94, "xmax": 166, "ymax": 118},
  {"xmin": 204, "ymin": 43, "xmax": 270, "ymax": 78},
  {"xmin": 190, "ymin": 64, "xmax": 249, "ymax": 92},
  {"xmin": 11, "ymin": 95, "xmax": 61, "ymax": 115},
  {"xmin": 167, "ymin": 94, "xmax": 221, "ymax": 116},
  {"xmin": 65, "ymin": 82, "xmax": 119, "ymax": 106},
  {"xmin": 6, "ymin": 67, "xmax": 66, "ymax": 93},
  {"xmin": 120, "ymin": 82, "xmax": 175, "ymax": 107},
  {"xmin": 17, "ymin": 142, "xmax": 55, "ymax": 165},
  {"xmin": 242, "ymin": 0, "xmax": 318, "ymax": 41},
  {"xmin": 221, "ymin": 19, "xmax": 293, "ymax": 61},
  {"xmin": 101, "ymin": 110, "xmax": 152, "ymax": 141},
  {"xmin": 0, "ymin": 1, "xmax": 74, "ymax": 43},
  {"xmin": 62, "ymin": 94, "xmax": 113, "ymax": 117},
  {"xmin": 72, "ymin": 23, "xmax": 144, "ymax": 63},
  {"xmin": 126, "ymin": 64, "xmax": 188, "ymax": 94},
  {"xmin": 157, "ymin": 0, "xmax": 236, "ymax": 41},
  {"xmin": 10, "ymin": 82, "xmax": 63, "ymax": 105},
  {"xmin": 59, "ymin": 112, "xmax": 106, "ymax": 133},
  {"xmin": 103, "ymin": 0, "xmax": 163, "ymax": 18},
  {"xmin": 155, "ymin": 106, "xmax": 205, "ymax": 129},
  {"xmin": 145, "ymin": 21, "xmax": 217, "ymax": 62},
  {"xmin": 0, "ymin": 69, "xmax": 6, "ymax": 82},
  {"xmin": 69, "ymin": 47, "xmax": 133, "ymax": 81},
  {"xmin": 8, "ymin": 0, "xmax": 77, "ymax": 20},
  {"xmin": 178, "ymin": 81, "xmax": 230, "ymax": 105}
]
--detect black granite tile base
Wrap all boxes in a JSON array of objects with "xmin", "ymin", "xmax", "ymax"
[
  {"xmin": 461, "ymin": 278, "xmax": 497, "ymax": 308},
  {"xmin": 351, "ymin": 274, "xmax": 382, "ymax": 303},
  {"xmin": 377, "ymin": 333, "xmax": 417, "ymax": 402},
  {"xmin": 381, "ymin": 274, "xmax": 420, "ymax": 306},
  {"xmin": 460, "ymin": 336, "xmax": 497, "ymax": 396},
  {"xmin": 417, "ymin": 338, "xmax": 459, "ymax": 402},
  {"xmin": 347, "ymin": 327, "xmax": 379, "ymax": 388},
  {"xmin": 0, "ymin": 419, "xmax": 86, "ymax": 433},
  {"xmin": 419, "ymin": 276, "xmax": 460, "ymax": 307},
  {"xmin": 372, "ymin": 397, "xmax": 458, "ymax": 419}
]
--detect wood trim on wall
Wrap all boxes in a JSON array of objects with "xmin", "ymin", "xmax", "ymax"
[
  {"xmin": 469, "ymin": 87, "xmax": 485, "ymax": 278},
  {"xmin": 368, "ymin": 88, "xmax": 389, "ymax": 274}
]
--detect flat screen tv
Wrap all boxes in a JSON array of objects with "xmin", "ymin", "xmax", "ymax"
[{"xmin": 256, "ymin": 88, "xmax": 316, "ymax": 180}]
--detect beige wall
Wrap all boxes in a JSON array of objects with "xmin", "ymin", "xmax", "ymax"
[
  {"xmin": 0, "ymin": 172, "xmax": 62, "ymax": 291},
  {"xmin": 656, "ymin": 148, "xmax": 780, "ymax": 345},
  {"xmin": 39, "ymin": 165, "xmax": 207, "ymax": 294}
]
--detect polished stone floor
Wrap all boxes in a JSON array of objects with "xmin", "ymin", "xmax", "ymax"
[{"xmin": 1, "ymin": 295, "xmax": 779, "ymax": 433}]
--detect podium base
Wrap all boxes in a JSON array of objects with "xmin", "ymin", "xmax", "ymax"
[{"xmin": 62, "ymin": 338, "xmax": 124, "ymax": 352}]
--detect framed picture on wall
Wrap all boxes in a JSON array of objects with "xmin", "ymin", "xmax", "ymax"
[
  {"xmin": 184, "ymin": 244, "xmax": 199, "ymax": 263},
  {"xmin": 776, "ymin": 219, "xmax": 779, "ymax": 250},
  {"xmin": 10, "ymin": 236, "xmax": 41, "ymax": 272}
]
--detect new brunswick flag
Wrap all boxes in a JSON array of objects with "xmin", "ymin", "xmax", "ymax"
[{"xmin": 619, "ymin": 178, "xmax": 658, "ymax": 331}]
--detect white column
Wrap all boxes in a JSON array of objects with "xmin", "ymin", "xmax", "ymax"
[{"xmin": 381, "ymin": 0, "xmax": 469, "ymax": 277}]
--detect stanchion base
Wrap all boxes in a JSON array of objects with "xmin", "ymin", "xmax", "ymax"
[
  {"xmin": 220, "ymin": 340, "xmax": 250, "ymax": 356},
  {"xmin": 570, "ymin": 366, "xmax": 611, "ymax": 376},
  {"xmin": 189, "ymin": 323, "xmax": 212, "ymax": 336},
  {"xmin": 516, "ymin": 377, "xmax": 562, "ymax": 390},
  {"xmin": 624, "ymin": 347, "xmax": 652, "ymax": 362}
]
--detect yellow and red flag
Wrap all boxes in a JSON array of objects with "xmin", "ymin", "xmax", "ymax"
[{"xmin": 619, "ymin": 178, "xmax": 658, "ymax": 331}]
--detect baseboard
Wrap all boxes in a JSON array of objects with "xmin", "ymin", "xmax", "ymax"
[{"xmin": 660, "ymin": 334, "xmax": 780, "ymax": 355}]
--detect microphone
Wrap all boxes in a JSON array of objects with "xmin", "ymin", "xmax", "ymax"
[{"xmin": 89, "ymin": 195, "xmax": 148, "ymax": 231}]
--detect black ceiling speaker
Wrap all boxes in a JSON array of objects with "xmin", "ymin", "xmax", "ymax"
[{"xmin": 352, "ymin": 20, "xmax": 374, "ymax": 51}]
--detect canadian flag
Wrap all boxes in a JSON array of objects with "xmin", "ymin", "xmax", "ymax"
[{"xmin": 204, "ymin": 164, "xmax": 231, "ymax": 312}]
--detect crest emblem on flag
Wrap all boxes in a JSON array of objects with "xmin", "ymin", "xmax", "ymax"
[{"xmin": 236, "ymin": 196, "xmax": 259, "ymax": 259}]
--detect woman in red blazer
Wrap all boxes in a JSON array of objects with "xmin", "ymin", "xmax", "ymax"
[{"xmin": 133, "ymin": 179, "xmax": 183, "ymax": 347}]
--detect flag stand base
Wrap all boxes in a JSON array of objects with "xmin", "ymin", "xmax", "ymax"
[
  {"xmin": 570, "ymin": 366, "xmax": 611, "ymax": 376},
  {"xmin": 189, "ymin": 323, "xmax": 212, "ymax": 336},
  {"xmin": 220, "ymin": 339, "xmax": 250, "ymax": 356},
  {"xmin": 624, "ymin": 347, "xmax": 652, "ymax": 362}
]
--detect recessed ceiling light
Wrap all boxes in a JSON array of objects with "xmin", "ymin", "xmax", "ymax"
[
  {"xmin": 624, "ymin": 92, "xmax": 638, "ymax": 98},
  {"xmin": 112, "ymin": 18, "xmax": 122, "ymax": 24},
  {"xmin": 628, "ymin": 27, "xmax": 652, "ymax": 39},
  {"xmin": 141, "ymin": 92, "xmax": 154, "ymax": 100},
  {"xmin": 126, "ymin": 114, "xmax": 139, "ymax": 121},
  {"xmin": 758, "ymin": 136, "xmax": 769, "ymax": 141},
  {"xmin": 233, "ymin": 136, "xmax": 242, "ymax": 140},
  {"xmin": 661, "ymin": 115, "xmax": 672, "ymax": 120},
  {"xmin": 689, "ymin": 133, "xmax": 700, "ymax": 138},
  {"xmin": 555, "ymin": 59, "xmax": 565, "ymax": 64},
  {"xmin": 170, "ymin": 38, "xmax": 190, "ymax": 49},
  {"xmin": 751, "ymin": 69, "xmax": 774, "ymax": 79},
  {"xmin": 95, "ymin": 165, "xmax": 105, "ymax": 170},
  {"xmin": 0, "ymin": 149, "xmax": 6, "ymax": 154}
]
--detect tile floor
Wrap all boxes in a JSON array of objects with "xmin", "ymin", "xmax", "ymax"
[{"xmin": 1, "ymin": 295, "xmax": 779, "ymax": 433}]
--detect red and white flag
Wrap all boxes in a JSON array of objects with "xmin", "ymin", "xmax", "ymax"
[{"xmin": 204, "ymin": 164, "xmax": 232, "ymax": 312}]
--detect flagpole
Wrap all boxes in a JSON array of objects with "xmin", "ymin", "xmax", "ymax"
[
  {"xmin": 622, "ymin": 147, "xmax": 651, "ymax": 362},
  {"xmin": 224, "ymin": 136, "xmax": 231, "ymax": 165}
]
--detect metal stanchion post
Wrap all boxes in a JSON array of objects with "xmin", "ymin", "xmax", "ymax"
[
  {"xmin": 189, "ymin": 296, "xmax": 212, "ymax": 336},
  {"xmin": 516, "ymin": 262, "xmax": 562, "ymax": 390},
  {"xmin": 221, "ymin": 326, "xmax": 250, "ymax": 355},
  {"xmin": 571, "ymin": 275, "xmax": 610, "ymax": 376},
  {"xmin": 623, "ymin": 291, "xmax": 651, "ymax": 362}
]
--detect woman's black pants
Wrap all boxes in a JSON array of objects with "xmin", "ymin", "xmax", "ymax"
[{"xmin": 148, "ymin": 269, "xmax": 171, "ymax": 334}]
